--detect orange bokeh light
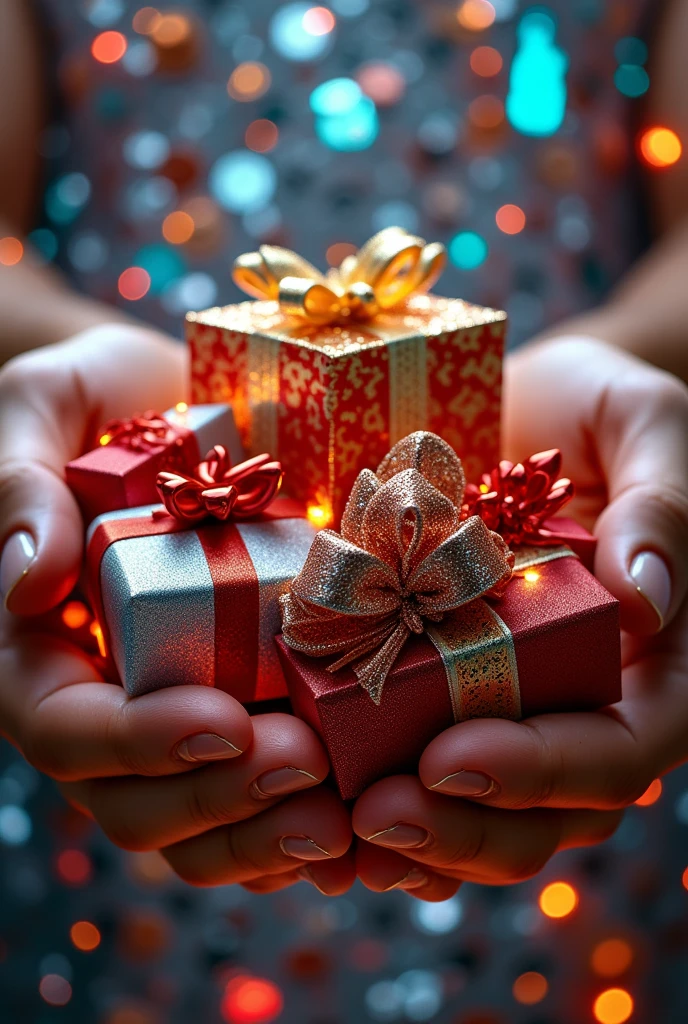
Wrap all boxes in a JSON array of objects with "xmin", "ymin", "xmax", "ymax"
[
  {"xmin": 470, "ymin": 45, "xmax": 503, "ymax": 76},
  {"xmin": 228, "ymin": 62, "xmax": 271, "ymax": 102},
  {"xmin": 682, "ymin": 866, "xmax": 688, "ymax": 891},
  {"xmin": 496, "ymin": 203, "xmax": 526, "ymax": 234},
  {"xmin": 634, "ymin": 778, "xmax": 662, "ymax": 806},
  {"xmin": 71, "ymin": 920, "xmax": 102, "ymax": 952},
  {"xmin": 132, "ymin": 7, "xmax": 160, "ymax": 34},
  {"xmin": 512, "ymin": 971, "xmax": 548, "ymax": 1005},
  {"xmin": 639, "ymin": 126, "xmax": 682, "ymax": 168},
  {"xmin": 457, "ymin": 0, "xmax": 496, "ymax": 31},
  {"xmin": 469, "ymin": 94, "xmax": 504, "ymax": 129},
  {"xmin": 357, "ymin": 63, "xmax": 406, "ymax": 106},
  {"xmin": 326, "ymin": 241, "xmax": 357, "ymax": 266},
  {"xmin": 118, "ymin": 267, "xmax": 151, "ymax": 301},
  {"xmin": 221, "ymin": 975, "xmax": 284, "ymax": 1024},
  {"xmin": 591, "ymin": 938, "xmax": 634, "ymax": 978},
  {"xmin": 150, "ymin": 14, "xmax": 191, "ymax": 47},
  {"xmin": 91, "ymin": 30, "xmax": 127, "ymax": 64},
  {"xmin": 594, "ymin": 988, "xmax": 634, "ymax": 1024},
  {"xmin": 162, "ymin": 211, "xmax": 195, "ymax": 245},
  {"xmin": 245, "ymin": 119, "xmax": 279, "ymax": 153},
  {"xmin": 539, "ymin": 881, "xmax": 578, "ymax": 919},
  {"xmin": 0, "ymin": 236, "xmax": 24, "ymax": 266},
  {"xmin": 62, "ymin": 601, "xmax": 90, "ymax": 630},
  {"xmin": 303, "ymin": 6, "xmax": 336, "ymax": 36},
  {"xmin": 56, "ymin": 849, "xmax": 93, "ymax": 886}
]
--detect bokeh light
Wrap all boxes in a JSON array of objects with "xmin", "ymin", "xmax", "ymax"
[
  {"xmin": 39, "ymin": 974, "xmax": 72, "ymax": 1006},
  {"xmin": 56, "ymin": 849, "xmax": 93, "ymax": 886},
  {"xmin": 270, "ymin": 3, "xmax": 335, "ymax": 61},
  {"xmin": 0, "ymin": 237, "xmax": 23, "ymax": 266},
  {"xmin": 150, "ymin": 13, "xmax": 191, "ymax": 48},
  {"xmin": 62, "ymin": 601, "xmax": 90, "ymax": 629},
  {"xmin": 118, "ymin": 267, "xmax": 151, "ymax": 300},
  {"xmin": 133, "ymin": 244, "xmax": 185, "ymax": 294},
  {"xmin": 614, "ymin": 65, "xmax": 649, "ymax": 98},
  {"xmin": 449, "ymin": 231, "xmax": 488, "ymax": 270},
  {"xmin": 512, "ymin": 971, "xmax": 548, "ymax": 1005},
  {"xmin": 469, "ymin": 94, "xmax": 505, "ymax": 129},
  {"xmin": 326, "ymin": 242, "xmax": 357, "ymax": 265},
  {"xmin": 635, "ymin": 779, "xmax": 662, "ymax": 806},
  {"xmin": 132, "ymin": 7, "xmax": 160, "ymax": 34},
  {"xmin": 639, "ymin": 127, "xmax": 682, "ymax": 168},
  {"xmin": 303, "ymin": 6, "xmax": 336, "ymax": 35},
  {"xmin": 507, "ymin": 10, "xmax": 567, "ymax": 137},
  {"xmin": 70, "ymin": 920, "xmax": 102, "ymax": 952},
  {"xmin": 615, "ymin": 37, "xmax": 648, "ymax": 66},
  {"xmin": 496, "ymin": 203, "xmax": 526, "ymax": 233},
  {"xmin": 457, "ymin": 0, "xmax": 496, "ymax": 31},
  {"xmin": 162, "ymin": 211, "xmax": 194, "ymax": 245},
  {"xmin": 470, "ymin": 46, "xmax": 503, "ymax": 76},
  {"xmin": 593, "ymin": 988, "xmax": 634, "ymax": 1024},
  {"xmin": 538, "ymin": 881, "xmax": 578, "ymax": 918},
  {"xmin": 228, "ymin": 63, "xmax": 271, "ymax": 102},
  {"xmin": 682, "ymin": 865, "xmax": 688, "ymax": 891},
  {"xmin": 311, "ymin": 78, "xmax": 378, "ymax": 151},
  {"xmin": 91, "ymin": 30, "xmax": 127, "ymax": 64},
  {"xmin": 356, "ymin": 62, "xmax": 405, "ymax": 105},
  {"xmin": 591, "ymin": 939, "xmax": 634, "ymax": 977},
  {"xmin": 210, "ymin": 151, "xmax": 277, "ymax": 213},
  {"xmin": 306, "ymin": 503, "xmax": 332, "ymax": 528},
  {"xmin": 245, "ymin": 119, "xmax": 279, "ymax": 153},
  {"xmin": 310, "ymin": 76, "xmax": 361, "ymax": 115},
  {"xmin": 221, "ymin": 975, "xmax": 284, "ymax": 1024},
  {"xmin": 90, "ymin": 620, "xmax": 107, "ymax": 658}
]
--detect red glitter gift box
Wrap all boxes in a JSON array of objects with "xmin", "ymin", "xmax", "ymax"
[{"xmin": 276, "ymin": 434, "xmax": 620, "ymax": 800}]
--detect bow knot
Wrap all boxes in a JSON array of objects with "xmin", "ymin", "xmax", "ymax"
[
  {"xmin": 156, "ymin": 447, "xmax": 283, "ymax": 525},
  {"xmin": 232, "ymin": 227, "xmax": 447, "ymax": 327},
  {"xmin": 281, "ymin": 432, "xmax": 514, "ymax": 704},
  {"xmin": 100, "ymin": 411, "xmax": 179, "ymax": 451}
]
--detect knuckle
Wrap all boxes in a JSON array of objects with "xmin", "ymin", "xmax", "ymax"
[
  {"xmin": 514, "ymin": 725, "xmax": 565, "ymax": 809},
  {"xmin": 184, "ymin": 779, "xmax": 237, "ymax": 834},
  {"xmin": 440, "ymin": 823, "xmax": 488, "ymax": 871}
]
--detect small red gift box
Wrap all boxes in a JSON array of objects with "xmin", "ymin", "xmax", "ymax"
[{"xmin": 67, "ymin": 404, "xmax": 242, "ymax": 523}]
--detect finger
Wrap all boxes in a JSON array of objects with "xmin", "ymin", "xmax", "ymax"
[
  {"xmin": 299, "ymin": 850, "xmax": 357, "ymax": 896},
  {"xmin": 0, "ymin": 621, "xmax": 253, "ymax": 780},
  {"xmin": 353, "ymin": 776, "xmax": 620, "ymax": 884},
  {"xmin": 241, "ymin": 870, "xmax": 303, "ymax": 894},
  {"xmin": 61, "ymin": 714, "xmax": 330, "ymax": 850},
  {"xmin": 356, "ymin": 841, "xmax": 461, "ymax": 901},
  {"xmin": 0, "ymin": 327, "xmax": 185, "ymax": 614},
  {"xmin": 161, "ymin": 788, "xmax": 352, "ymax": 887}
]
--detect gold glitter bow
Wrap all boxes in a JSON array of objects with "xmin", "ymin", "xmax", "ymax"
[
  {"xmin": 232, "ymin": 227, "xmax": 447, "ymax": 327},
  {"xmin": 280, "ymin": 432, "xmax": 514, "ymax": 704}
]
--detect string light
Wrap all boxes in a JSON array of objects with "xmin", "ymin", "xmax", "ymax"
[
  {"xmin": 593, "ymin": 988, "xmax": 634, "ymax": 1024},
  {"xmin": 175, "ymin": 401, "xmax": 189, "ymax": 413},
  {"xmin": 639, "ymin": 126, "xmax": 682, "ymax": 168},
  {"xmin": 118, "ymin": 267, "xmax": 151, "ymax": 300},
  {"xmin": 538, "ymin": 881, "xmax": 578, "ymax": 918},
  {"xmin": 524, "ymin": 570, "xmax": 540, "ymax": 583},
  {"xmin": 496, "ymin": 203, "xmax": 526, "ymax": 234},
  {"xmin": 99, "ymin": 433, "xmax": 112, "ymax": 445},
  {"xmin": 0, "ymin": 236, "xmax": 24, "ymax": 266},
  {"xmin": 62, "ymin": 601, "xmax": 90, "ymax": 629},
  {"xmin": 307, "ymin": 504, "xmax": 332, "ymax": 528},
  {"xmin": 512, "ymin": 971, "xmax": 548, "ymax": 1004},
  {"xmin": 91, "ymin": 30, "xmax": 127, "ymax": 64},
  {"xmin": 634, "ymin": 778, "xmax": 662, "ymax": 806},
  {"xmin": 70, "ymin": 921, "xmax": 102, "ymax": 952},
  {"xmin": 591, "ymin": 939, "xmax": 634, "ymax": 977}
]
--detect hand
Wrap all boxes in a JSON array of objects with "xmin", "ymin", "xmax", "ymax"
[
  {"xmin": 0, "ymin": 327, "xmax": 353, "ymax": 894},
  {"xmin": 352, "ymin": 338, "xmax": 688, "ymax": 899}
]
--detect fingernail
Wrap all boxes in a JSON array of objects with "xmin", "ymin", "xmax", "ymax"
[
  {"xmin": 250, "ymin": 766, "xmax": 319, "ymax": 800},
  {"xmin": 280, "ymin": 836, "xmax": 333, "ymax": 860},
  {"xmin": 1, "ymin": 531, "xmax": 36, "ymax": 607},
  {"xmin": 176, "ymin": 733, "xmax": 243, "ymax": 762},
  {"xmin": 298, "ymin": 866, "xmax": 331, "ymax": 894},
  {"xmin": 383, "ymin": 867, "xmax": 428, "ymax": 892},
  {"xmin": 367, "ymin": 824, "xmax": 430, "ymax": 849},
  {"xmin": 429, "ymin": 770, "xmax": 496, "ymax": 797},
  {"xmin": 630, "ymin": 551, "xmax": 671, "ymax": 630}
]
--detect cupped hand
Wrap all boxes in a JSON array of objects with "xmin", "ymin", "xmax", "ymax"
[
  {"xmin": 0, "ymin": 326, "xmax": 353, "ymax": 895},
  {"xmin": 353, "ymin": 337, "xmax": 688, "ymax": 899}
]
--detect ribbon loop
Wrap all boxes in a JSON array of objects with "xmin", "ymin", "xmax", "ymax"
[
  {"xmin": 232, "ymin": 227, "xmax": 447, "ymax": 327},
  {"xmin": 100, "ymin": 410, "xmax": 179, "ymax": 452}
]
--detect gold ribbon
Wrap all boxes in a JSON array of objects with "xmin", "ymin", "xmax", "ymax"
[{"xmin": 232, "ymin": 227, "xmax": 447, "ymax": 327}]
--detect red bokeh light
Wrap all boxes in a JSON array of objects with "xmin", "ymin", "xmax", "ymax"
[
  {"xmin": 56, "ymin": 849, "xmax": 93, "ymax": 886},
  {"xmin": 118, "ymin": 267, "xmax": 151, "ymax": 301},
  {"xmin": 221, "ymin": 975, "xmax": 284, "ymax": 1024},
  {"xmin": 92, "ymin": 30, "xmax": 127, "ymax": 64}
]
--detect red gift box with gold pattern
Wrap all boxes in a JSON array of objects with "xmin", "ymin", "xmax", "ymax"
[
  {"xmin": 276, "ymin": 434, "xmax": 620, "ymax": 800},
  {"xmin": 187, "ymin": 229, "xmax": 506, "ymax": 526}
]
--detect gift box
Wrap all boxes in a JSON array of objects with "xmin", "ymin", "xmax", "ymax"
[
  {"xmin": 87, "ymin": 496, "xmax": 316, "ymax": 701},
  {"xmin": 276, "ymin": 433, "xmax": 620, "ymax": 800},
  {"xmin": 67, "ymin": 404, "xmax": 242, "ymax": 523},
  {"xmin": 187, "ymin": 228, "xmax": 506, "ymax": 526}
]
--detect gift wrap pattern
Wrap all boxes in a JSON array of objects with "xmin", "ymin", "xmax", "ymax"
[
  {"xmin": 86, "ymin": 502, "xmax": 316, "ymax": 701},
  {"xmin": 187, "ymin": 295, "xmax": 506, "ymax": 524}
]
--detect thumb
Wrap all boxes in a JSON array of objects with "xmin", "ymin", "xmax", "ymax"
[{"xmin": 594, "ymin": 366, "xmax": 688, "ymax": 634}]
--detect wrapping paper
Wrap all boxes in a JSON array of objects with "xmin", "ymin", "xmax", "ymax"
[
  {"xmin": 277, "ymin": 551, "xmax": 620, "ymax": 800},
  {"xmin": 187, "ymin": 295, "xmax": 506, "ymax": 525},
  {"xmin": 67, "ymin": 404, "xmax": 243, "ymax": 523},
  {"xmin": 86, "ymin": 498, "xmax": 315, "ymax": 701}
]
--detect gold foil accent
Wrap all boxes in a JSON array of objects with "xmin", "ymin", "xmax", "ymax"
[
  {"xmin": 513, "ymin": 544, "xmax": 577, "ymax": 571},
  {"xmin": 388, "ymin": 334, "xmax": 428, "ymax": 445},
  {"xmin": 246, "ymin": 333, "xmax": 279, "ymax": 455}
]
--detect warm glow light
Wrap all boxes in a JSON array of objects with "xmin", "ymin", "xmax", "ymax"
[
  {"xmin": 457, "ymin": 0, "xmax": 496, "ymax": 31},
  {"xmin": 90, "ymin": 620, "xmax": 108, "ymax": 658},
  {"xmin": 133, "ymin": 7, "xmax": 160, "ymax": 34},
  {"xmin": 470, "ymin": 45, "xmax": 503, "ymax": 76},
  {"xmin": 162, "ymin": 211, "xmax": 195, "ymax": 245},
  {"xmin": 683, "ymin": 866, "xmax": 688, "ymax": 891},
  {"xmin": 496, "ymin": 203, "xmax": 526, "ymax": 234},
  {"xmin": 635, "ymin": 778, "xmax": 662, "ymax": 806},
  {"xmin": 228, "ymin": 63, "xmax": 271, "ymax": 101},
  {"xmin": 591, "ymin": 939, "xmax": 634, "ymax": 978},
  {"xmin": 303, "ymin": 6, "xmax": 336, "ymax": 36},
  {"xmin": 91, "ymin": 30, "xmax": 127, "ymax": 64},
  {"xmin": 524, "ymin": 570, "xmax": 540, "ymax": 583},
  {"xmin": 307, "ymin": 504, "xmax": 331, "ymax": 528},
  {"xmin": 245, "ymin": 119, "xmax": 279, "ymax": 153},
  {"xmin": 639, "ymin": 126, "xmax": 682, "ymax": 168},
  {"xmin": 539, "ymin": 881, "xmax": 578, "ymax": 918},
  {"xmin": 479, "ymin": 483, "xmax": 490, "ymax": 493},
  {"xmin": 118, "ymin": 267, "xmax": 151, "ymax": 301},
  {"xmin": 70, "ymin": 920, "xmax": 101, "ymax": 952},
  {"xmin": 175, "ymin": 401, "xmax": 189, "ymax": 413},
  {"xmin": 99, "ymin": 433, "xmax": 112, "ymax": 445},
  {"xmin": 221, "ymin": 975, "xmax": 284, "ymax": 1024},
  {"xmin": 56, "ymin": 849, "xmax": 93, "ymax": 886},
  {"xmin": 468, "ymin": 94, "xmax": 505, "ymax": 129},
  {"xmin": 62, "ymin": 601, "xmax": 90, "ymax": 630},
  {"xmin": 594, "ymin": 988, "xmax": 634, "ymax": 1024},
  {"xmin": 39, "ymin": 974, "xmax": 72, "ymax": 1006},
  {"xmin": 0, "ymin": 236, "xmax": 24, "ymax": 266},
  {"xmin": 356, "ymin": 63, "xmax": 406, "ymax": 106},
  {"xmin": 326, "ymin": 242, "xmax": 357, "ymax": 266},
  {"xmin": 150, "ymin": 14, "xmax": 191, "ymax": 47},
  {"xmin": 512, "ymin": 971, "xmax": 548, "ymax": 1005}
]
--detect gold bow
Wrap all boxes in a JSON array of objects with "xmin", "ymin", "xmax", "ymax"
[
  {"xmin": 232, "ymin": 227, "xmax": 447, "ymax": 327},
  {"xmin": 280, "ymin": 432, "xmax": 514, "ymax": 704}
]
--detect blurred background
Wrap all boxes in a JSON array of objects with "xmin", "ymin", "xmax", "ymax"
[{"xmin": 2, "ymin": 0, "xmax": 688, "ymax": 1021}]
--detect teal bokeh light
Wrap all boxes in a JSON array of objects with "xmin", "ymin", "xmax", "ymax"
[
  {"xmin": 209, "ymin": 151, "xmax": 277, "ymax": 213},
  {"xmin": 614, "ymin": 64, "xmax": 649, "ymax": 98},
  {"xmin": 133, "ymin": 244, "xmax": 186, "ymax": 295},
  {"xmin": 506, "ymin": 9, "xmax": 568, "ymax": 137},
  {"xmin": 310, "ymin": 78, "xmax": 362, "ymax": 117},
  {"xmin": 311, "ymin": 78, "xmax": 379, "ymax": 151},
  {"xmin": 614, "ymin": 36, "xmax": 648, "ymax": 66},
  {"xmin": 449, "ymin": 232, "xmax": 488, "ymax": 270}
]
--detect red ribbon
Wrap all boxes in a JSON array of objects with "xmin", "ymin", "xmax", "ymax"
[
  {"xmin": 100, "ymin": 411, "xmax": 182, "ymax": 452},
  {"xmin": 463, "ymin": 449, "xmax": 574, "ymax": 547},
  {"xmin": 156, "ymin": 446, "xmax": 283, "ymax": 524}
]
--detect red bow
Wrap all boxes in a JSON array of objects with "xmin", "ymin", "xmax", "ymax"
[
  {"xmin": 100, "ymin": 411, "xmax": 178, "ymax": 451},
  {"xmin": 463, "ymin": 449, "xmax": 574, "ymax": 547},
  {"xmin": 156, "ymin": 446, "xmax": 283, "ymax": 524}
]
